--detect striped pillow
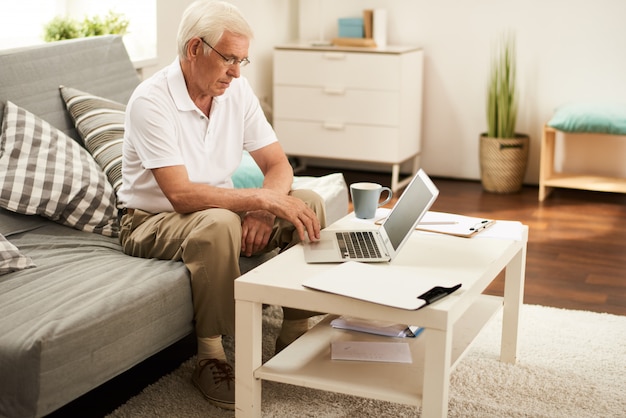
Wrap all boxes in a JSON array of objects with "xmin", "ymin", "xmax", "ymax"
[
  {"xmin": 59, "ymin": 86, "xmax": 125, "ymax": 194},
  {"xmin": 0, "ymin": 233, "xmax": 35, "ymax": 275},
  {"xmin": 0, "ymin": 101, "xmax": 118, "ymax": 237}
]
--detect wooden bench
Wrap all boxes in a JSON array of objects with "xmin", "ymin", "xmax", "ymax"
[{"xmin": 539, "ymin": 103, "xmax": 626, "ymax": 201}]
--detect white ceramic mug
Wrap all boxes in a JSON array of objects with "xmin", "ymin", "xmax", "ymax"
[{"xmin": 350, "ymin": 182, "xmax": 393, "ymax": 219}]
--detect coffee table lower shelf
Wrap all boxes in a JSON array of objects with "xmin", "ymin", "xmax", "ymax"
[{"xmin": 255, "ymin": 294, "xmax": 503, "ymax": 407}]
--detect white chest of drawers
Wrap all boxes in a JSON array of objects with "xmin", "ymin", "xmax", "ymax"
[{"xmin": 273, "ymin": 44, "xmax": 424, "ymax": 192}]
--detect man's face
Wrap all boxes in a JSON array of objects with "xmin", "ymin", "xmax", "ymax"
[{"xmin": 195, "ymin": 31, "xmax": 249, "ymax": 97}]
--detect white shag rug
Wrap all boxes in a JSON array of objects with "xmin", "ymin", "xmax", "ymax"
[{"xmin": 107, "ymin": 304, "xmax": 626, "ymax": 417}]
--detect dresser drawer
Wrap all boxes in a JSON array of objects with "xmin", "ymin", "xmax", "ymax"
[
  {"xmin": 272, "ymin": 45, "xmax": 423, "ymax": 190},
  {"xmin": 274, "ymin": 49, "xmax": 402, "ymax": 91},
  {"xmin": 273, "ymin": 85, "xmax": 399, "ymax": 126},
  {"xmin": 274, "ymin": 120, "xmax": 418, "ymax": 163}
]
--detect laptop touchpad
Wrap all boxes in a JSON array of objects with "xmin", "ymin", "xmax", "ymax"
[{"xmin": 308, "ymin": 240, "xmax": 336, "ymax": 251}]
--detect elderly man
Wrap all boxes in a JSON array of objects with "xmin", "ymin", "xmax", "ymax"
[{"xmin": 116, "ymin": 0, "xmax": 325, "ymax": 410}]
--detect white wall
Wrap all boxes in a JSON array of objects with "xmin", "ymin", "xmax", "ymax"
[{"xmin": 151, "ymin": 0, "xmax": 626, "ymax": 183}]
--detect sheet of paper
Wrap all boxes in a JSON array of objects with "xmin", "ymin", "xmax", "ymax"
[
  {"xmin": 331, "ymin": 341, "xmax": 412, "ymax": 363},
  {"xmin": 475, "ymin": 220, "xmax": 524, "ymax": 241},
  {"xmin": 303, "ymin": 261, "xmax": 462, "ymax": 310}
]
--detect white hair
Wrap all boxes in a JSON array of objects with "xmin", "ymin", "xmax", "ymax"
[{"xmin": 177, "ymin": 0, "xmax": 254, "ymax": 59}]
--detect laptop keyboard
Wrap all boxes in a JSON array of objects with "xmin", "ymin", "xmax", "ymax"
[{"xmin": 336, "ymin": 231, "xmax": 382, "ymax": 259}]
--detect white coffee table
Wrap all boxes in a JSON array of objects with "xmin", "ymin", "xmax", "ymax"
[{"xmin": 235, "ymin": 213, "xmax": 527, "ymax": 417}]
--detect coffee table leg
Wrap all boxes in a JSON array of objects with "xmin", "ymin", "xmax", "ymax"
[
  {"xmin": 235, "ymin": 299, "xmax": 263, "ymax": 417},
  {"xmin": 501, "ymin": 240, "xmax": 527, "ymax": 364},
  {"xmin": 421, "ymin": 327, "xmax": 452, "ymax": 418}
]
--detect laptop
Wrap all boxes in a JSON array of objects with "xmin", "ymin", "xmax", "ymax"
[{"xmin": 303, "ymin": 169, "xmax": 439, "ymax": 263}]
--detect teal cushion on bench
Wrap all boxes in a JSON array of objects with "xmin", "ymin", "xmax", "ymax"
[
  {"xmin": 548, "ymin": 102, "xmax": 626, "ymax": 135},
  {"xmin": 232, "ymin": 151, "xmax": 264, "ymax": 188}
]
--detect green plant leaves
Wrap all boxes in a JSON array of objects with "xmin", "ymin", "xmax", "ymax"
[
  {"xmin": 487, "ymin": 32, "xmax": 517, "ymax": 139},
  {"xmin": 43, "ymin": 16, "xmax": 82, "ymax": 42},
  {"xmin": 43, "ymin": 11, "xmax": 129, "ymax": 42}
]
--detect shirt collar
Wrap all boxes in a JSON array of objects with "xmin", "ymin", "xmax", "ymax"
[{"xmin": 167, "ymin": 58, "xmax": 229, "ymax": 113}]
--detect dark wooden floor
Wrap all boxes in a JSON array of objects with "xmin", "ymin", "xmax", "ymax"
[{"xmin": 47, "ymin": 169, "xmax": 626, "ymax": 417}]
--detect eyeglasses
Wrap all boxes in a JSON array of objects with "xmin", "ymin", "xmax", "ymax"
[{"xmin": 201, "ymin": 38, "xmax": 250, "ymax": 67}]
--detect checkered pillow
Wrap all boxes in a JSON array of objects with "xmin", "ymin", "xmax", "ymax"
[
  {"xmin": 0, "ymin": 233, "xmax": 35, "ymax": 275},
  {"xmin": 0, "ymin": 101, "xmax": 118, "ymax": 237},
  {"xmin": 60, "ymin": 86, "xmax": 125, "ymax": 194}
]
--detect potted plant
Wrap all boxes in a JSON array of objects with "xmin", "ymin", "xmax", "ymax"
[
  {"xmin": 43, "ymin": 11, "xmax": 129, "ymax": 42},
  {"xmin": 479, "ymin": 32, "xmax": 529, "ymax": 193}
]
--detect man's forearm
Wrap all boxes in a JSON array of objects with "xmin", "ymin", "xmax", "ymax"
[{"xmin": 261, "ymin": 161, "xmax": 293, "ymax": 195}]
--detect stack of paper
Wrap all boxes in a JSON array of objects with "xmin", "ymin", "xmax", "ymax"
[{"xmin": 331, "ymin": 316, "xmax": 423, "ymax": 338}]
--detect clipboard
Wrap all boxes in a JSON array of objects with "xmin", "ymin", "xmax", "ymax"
[
  {"xmin": 302, "ymin": 261, "xmax": 462, "ymax": 310},
  {"xmin": 376, "ymin": 211, "xmax": 496, "ymax": 238}
]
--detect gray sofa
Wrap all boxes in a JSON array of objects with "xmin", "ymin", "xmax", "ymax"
[{"xmin": 0, "ymin": 36, "xmax": 348, "ymax": 417}]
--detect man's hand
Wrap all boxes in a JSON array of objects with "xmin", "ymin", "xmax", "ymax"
[
  {"xmin": 264, "ymin": 191, "xmax": 321, "ymax": 244},
  {"xmin": 242, "ymin": 191, "xmax": 322, "ymax": 256},
  {"xmin": 248, "ymin": 144, "xmax": 321, "ymax": 242},
  {"xmin": 241, "ymin": 210, "xmax": 275, "ymax": 256}
]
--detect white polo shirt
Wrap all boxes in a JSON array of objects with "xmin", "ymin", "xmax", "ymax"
[{"xmin": 117, "ymin": 58, "xmax": 277, "ymax": 213}]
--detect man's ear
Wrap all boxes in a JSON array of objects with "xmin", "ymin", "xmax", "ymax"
[{"xmin": 187, "ymin": 38, "xmax": 203, "ymax": 60}]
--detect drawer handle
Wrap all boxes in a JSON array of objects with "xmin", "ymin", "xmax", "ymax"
[
  {"xmin": 323, "ymin": 52, "xmax": 347, "ymax": 60},
  {"xmin": 322, "ymin": 122, "xmax": 345, "ymax": 130},
  {"xmin": 323, "ymin": 87, "xmax": 346, "ymax": 95}
]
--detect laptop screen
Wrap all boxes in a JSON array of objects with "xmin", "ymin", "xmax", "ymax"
[{"xmin": 381, "ymin": 170, "xmax": 439, "ymax": 251}]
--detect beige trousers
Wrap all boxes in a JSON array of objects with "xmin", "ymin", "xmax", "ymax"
[{"xmin": 118, "ymin": 189, "xmax": 326, "ymax": 338}]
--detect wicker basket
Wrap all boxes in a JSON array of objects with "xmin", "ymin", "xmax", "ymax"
[{"xmin": 479, "ymin": 134, "xmax": 530, "ymax": 193}]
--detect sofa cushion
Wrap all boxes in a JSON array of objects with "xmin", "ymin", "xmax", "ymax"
[
  {"xmin": 0, "ymin": 101, "xmax": 118, "ymax": 237},
  {"xmin": 0, "ymin": 35, "xmax": 140, "ymax": 144},
  {"xmin": 0, "ymin": 220, "xmax": 192, "ymax": 417},
  {"xmin": 60, "ymin": 86, "xmax": 125, "ymax": 193},
  {"xmin": 0, "ymin": 208, "xmax": 48, "ymax": 237},
  {"xmin": 292, "ymin": 172, "xmax": 349, "ymax": 225},
  {"xmin": 0, "ymin": 233, "xmax": 35, "ymax": 275}
]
